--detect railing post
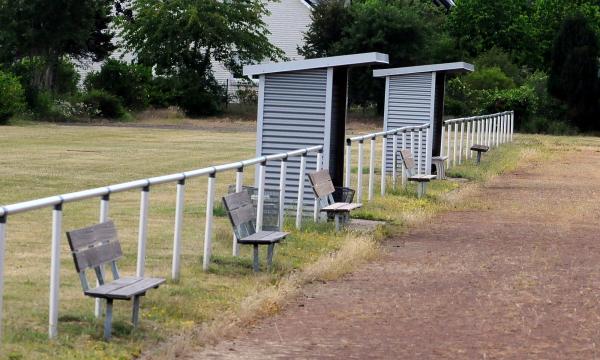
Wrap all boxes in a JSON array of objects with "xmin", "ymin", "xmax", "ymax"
[
  {"xmin": 501, "ymin": 114, "xmax": 506, "ymax": 144},
  {"xmin": 278, "ymin": 159, "xmax": 287, "ymax": 231},
  {"xmin": 49, "ymin": 203, "xmax": 62, "ymax": 339},
  {"xmin": 136, "ymin": 185, "xmax": 150, "ymax": 277},
  {"xmin": 380, "ymin": 135, "xmax": 387, "ymax": 196},
  {"xmin": 368, "ymin": 137, "xmax": 376, "ymax": 201},
  {"xmin": 465, "ymin": 120, "xmax": 471, "ymax": 159},
  {"xmin": 96, "ymin": 194, "xmax": 110, "ymax": 318},
  {"xmin": 485, "ymin": 116, "xmax": 491, "ymax": 146},
  {"xmin": 452, "ymin": 122, "xmax": 458, "ymax": 167},
  {"xmin": 470, "ymin": 119, "xmax": 475, "ymax": 157},
  {"xmin": 402, "ymin": 132, "xmax": 407, "ymax": 185},
  {"xmin": 256, "ymin": 161, "xmax": 267, "ymax": 231},
  {"xmin": 357, "ymin": 140, "xmax": 364, "ymax": 203},
  {"xmin": 314, "ymin": 150, "xmax": 323, "ymax": 222},
  {"xmin": 203, "ymin": 173, "xmax": 216, "ymax": 271},
  {"xmin": 445, "ymin": 123, "xmax": 450, "ymax": 169},
  {"xmin": 295, "ymin": 153, "xmax": 307, "ymax": 230},
  {"xmin": 344, "ymin": 139, "xmax": 352, "ymax": 188},
  {"xmin": 495, "ymin": 115, "xmax": 500, "ymax": 147},
  {"xmin": 410, "ymin": 130, "xmax": 416, "ymax": 160},
  {"xmin": 417, "ymin": 129, "xmax": 423, "ymax": 174},
  {"xmin": 440, "ymin": 123, "xmax": 446, "ymax": 158},
  {"xmin": 458, "ymin": 121, "xmax": 464, "ymax": 164},
  {"xmin": 392, "ymin": 133, "xmax": 398, "ymax": 190},
  {"xmin": 172, "ymin": 179, "xmax": 185, "ymax": 280},
  {"xmin": 0, "ymin": 215, "xmax": 6, "ymax": 343},
  {"xmin": 511, "ymin": 112, "xmax": 514, "ymax": 141},
  {"xmin": 233, "ymin": 168, "xmax": 243, "ymax": 256}
]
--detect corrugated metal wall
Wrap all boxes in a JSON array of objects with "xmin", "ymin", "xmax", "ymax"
[
  {"xmin": 259, "ymin": 68, "xmax": 329, "ymax": 211},
  {"xmin": 384, "ymin": 73, "xmax": 435, "ymax": 174}
]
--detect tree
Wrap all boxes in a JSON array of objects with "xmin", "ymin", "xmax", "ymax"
[
  {"xmin": 548, "ymin": 14, "xmax": 600, "ymax": 130},
  {"xmin": 0, "ymin": 0, "xmax": 114, "ymax": 91},
  {"xmin": 448, "ymin": 0, "xmax": 535, "ymax": 67},
  {"xmin": 118, "ymin": 0, "xmax": 284, "ymax": 116},
  {"xmin": 301, "ymin": 0, "xmax": 455, "ymax": 112},
  {"xmin": 299, "ymin": 0, "xmax": 350, "ymax": 58}
]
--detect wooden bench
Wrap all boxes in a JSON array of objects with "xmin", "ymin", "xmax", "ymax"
[
  {"xmin": 399, "ymin": 149, "xmax": 437, "ymax": 198},
  {"xmin": 66, "ymin": 221, "xmax": 165, "ymax": 341},
  {"xmin": 431, "ymin": 155, "xmax": 449, "ymax": 180},
  {"xmin": 222, "ymin": 190, "xmax": 289, "ymax": 272},
  {"xmin": 308, "ymin": 170, "xmax": 362, "ymax": 231},
  {"xmin": 470, "ymin": 144, "xmax": 490, "ymax": 165}
]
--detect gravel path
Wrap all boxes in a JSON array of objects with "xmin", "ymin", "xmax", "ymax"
[{"xmin": 192, "ymin": 148, "xmax": 600, "ymax": 359}]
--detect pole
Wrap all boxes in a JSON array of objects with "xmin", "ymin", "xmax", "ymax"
[
  {"xmin": 49, "ymin": 203, "xmax": 62, "ymax": 339},
  {"xmin": 380, "ymin": 135, "xmax": 387, "ymax": 196},
  {"xmin": 203, "ymin": 174, "xmax": 216, "ymax": 271},
  {"xmin": 136, "ymin": 186, "xmax": 150, "ymax": 277},
  {"xmin": 295, "ymin": 154, "xmax": 307, "ymax": 229},
  {"xmin": 172, "ymin": 180, "xmax": 185, "ymax": 280}
]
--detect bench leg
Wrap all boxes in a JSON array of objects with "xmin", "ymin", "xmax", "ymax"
[
  {"xmin": 417, "ymin": 182, "xmax": 427, "ymax": 198},
  {"xmin": 266, "ymin": 244, "xmax": 275, "ymax": 269},
  {"xmin": 253, "ymin": 244, "xmax": 260, "ymax": 272},
  {"xmin": 476, "ymin": 152, "xmax": 482, "ymax": 165},
  {"xmin": 104, "ymin": 299, "xmax": 113, "ymax": 341},
  {"xmin": 334, "ymin": 214, "xmax": 341, "ymax": 231},
  {"xmin": 132, "ymin": 295, "xmax": 140, "ymax": 328}
]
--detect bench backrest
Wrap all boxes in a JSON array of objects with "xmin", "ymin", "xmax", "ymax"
[
  {"xmin": 222, "ymin": 190, "xmax": 257, "ymax": 240},
  {"xmin": 399, "ymin": 149, "xmax": 416, "ymax": 177},
  {"xmin": 67, "ymin": 221, "xmax": 123, "ymax": 273},
  {"xmin": 308, "ymin": 170, "xmax": 335, "ymax": 199}
]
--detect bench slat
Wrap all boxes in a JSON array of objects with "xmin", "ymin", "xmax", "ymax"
[
  {"xmin": 67, "ymin": 221, "xmax": 118, "ymax": 251},
  {"xmin": 71, "ymin": 240, "xmax": 123, "ymax": 273},
  {"xmin": 308, "ymin": 170, "xmax": 335, "ymax": 198},
  {"xmin": 239, "ymin": 231, "xmax": 288, "ymax": 244},
  {"xmin": 408, "ymin": 175, "xmax": 437, "ymax": 182},
  {"xmin": 399, "ymin": 150, "xmax": 416, "ymax": 175},
  {"xmin": 321, "ymin": 202, "xmax": 362, "ymax": 212},
  {"xmin": 109, "ymin": 278, "xmax": 165, "ymax": 299}
]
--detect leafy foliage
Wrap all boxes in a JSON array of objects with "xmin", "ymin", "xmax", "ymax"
[
  {"xmin": 549, "ymin": 14, "xmax": 599, "ymax": 130},
  {"xmin": 81, "ymin": 89, "xmax": 127, "ymax": 119},
  {"xmin": 464, "ymin": 67, "xmax": 515, "ymax": 91},
  {"xmin": 85, "ymin": 59, "xmax": 153, "ymax": 110},
  {"xmin": 117, "ymin": 0, "xmax": 283, "ymax": 116},
  {"xmin": 0, "ymin": 0, "xmax": 113, "ymax": 91},
  {"xmin": 0, "ymin": 70, "xmax": 25, "ymax": 123}
]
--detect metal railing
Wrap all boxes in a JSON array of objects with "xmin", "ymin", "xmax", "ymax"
[
  {"xmin": 345, "ymin": 124, "xmax": 431, "ymax": 203},
  {"xmin": 442, "ymin": 111, "xmax": 514, "ymax": 168},
  {"xmin": 0, "ymin": 144, "xmax": 323, "ymax": 340}
]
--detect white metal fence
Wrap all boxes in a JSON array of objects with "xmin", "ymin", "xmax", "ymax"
[
  {"xmin": 345, "ymin": 124, "xmax": 431, "ymax": 203},
  {"xmin": 441, "ymin": 111, "xmax": 515, "ymax": 168},
  {"xmin": 0, "ymin": 145, "xmax": 323, "ymax": 340}
]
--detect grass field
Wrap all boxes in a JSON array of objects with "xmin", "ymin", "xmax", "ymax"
[{"xmin": 0, "ymin": 122, "xmax": 535, "ymax": 359}]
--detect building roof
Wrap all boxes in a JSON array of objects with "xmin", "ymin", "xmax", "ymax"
[
  {"xmin": 372, "ymin": 62, "xmax": 474, "ymax": 78},
  {"xmin": 244, "ymin": 52, "xmax": 389, "ymax": 76},
  {"xmin": 433, "ymin": 0, "xmax": 455, "ymax": 9}
]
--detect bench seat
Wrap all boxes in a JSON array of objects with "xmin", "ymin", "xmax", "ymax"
[
  {"xmin": 85, "ymin": 276, "xmax": 165, "ymax": 300},
  {"xmin": 432, "ymin": 155, "xmax": 449, "ymax": 161},
  {"xmin": 471, "ymin": 144, "xmax": 489, "ymax": 152},
  {"xmin": 321, "ymin": 202, "xmax": 362, "ymax": 212},
  {"xmin": 238, "ymin": 230, "xmax": 289, "ymax": 245},
  {"xmin": 408, "ymin": 174, "xmax": 437, "ymax": 182}
]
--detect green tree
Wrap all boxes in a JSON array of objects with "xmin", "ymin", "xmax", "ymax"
[
  {"xmin": 548, "ymin": 14, "xmax": 600, "ymax": 130},
  {"xmin": 301, "ymin": 0, "xmax": 455, "ymax": 112},
  {"xmin": 118, "ymin": 0, "xmax": 283, "ymax": 116},
  {"xmin": 299, "ymin": 0, "xmax": 350, "ymax": 58},
  {"xmin": 0, "ymin": 0, "xmax": 114, "ymax": 91},
  {"xmin": 448, "ymin": 0, "xmax": 535, "ymax": 66}
]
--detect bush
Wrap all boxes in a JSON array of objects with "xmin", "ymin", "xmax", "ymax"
[
  {"xmin": 175, "ymin": 72, "xmax": 224, "ymax": 117},
  {"xmin": 0, "ymin": 70, "xmax": 25, "ymax": 124},
  {"xmin": 474, "ymin": 47, "xmax": 522, "ymax": 84},
  {"xmin": 464, "ymin": 67, "xmax": 515, "ymax": 91},
  {"xmin": 85, "ymin": 59, "xmax": 152, "ymax": 110},
  {"xmin": 148, "ymin": 76, "xmax": 178, "ymax": 108},
  {"xmin": 483, "ymin": 85, "xmax": 538, "ymax": 127},
  {"xmin": 81, "ymin": 90, "xmax": 126, "ymax": 119}
]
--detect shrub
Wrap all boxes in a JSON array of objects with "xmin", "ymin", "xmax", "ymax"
[
  {"xmin": 483, "ymin": 85, "xmax": 538, "ymax": 127},
  {"xmin": 175, "ymin": 72, "xmax": 224, "ymax": 117},
  {"xmin": 148, "ymin": 76, "xmax": 178, "ymax": 108},
  {"xmin": 81, "ymin": 90, "xmax": 126, "ymax": 119},
  {"xmin": 474, "ymin": 47, "xmax": 522, "ymax": 84},
  {"xmin": 85, "ymin": 59, "xmax": 152, "ymax": 110},
  {"xmin": 0, "ymin": 70, "xmax": 25, "ymax": 124},
  {"xmin": 464, "ymin": 66, "xmax": 515, "ymax": 91},
  {"xmin": 234, "ymin": 81, "xmax": 258, "ymax": 104}
]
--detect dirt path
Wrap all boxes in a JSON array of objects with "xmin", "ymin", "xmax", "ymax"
[{"xmin": 192, "ymin": 148, "xmax": 600, "ymax": 359}]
